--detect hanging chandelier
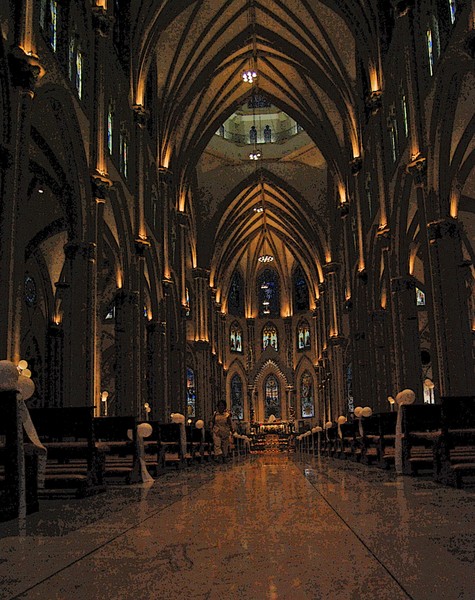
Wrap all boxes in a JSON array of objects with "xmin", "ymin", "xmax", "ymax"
[{"xmin": 242, "ymin": 0, "xmax": 258, "ymax": 84}]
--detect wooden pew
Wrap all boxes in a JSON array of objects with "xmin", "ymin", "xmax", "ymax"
[
  {"xmin": 338, "ymin": 422, "xmax": 358, "ymax": 460},
  {"xmin": 434, "ymin": 396, "xmax": 475, "ymax": 488},
  {"xmin": 29, "ymin": 407, "xmax": 105, "ymax": 497},
  {"xmin": 358, "ymin": 415, "xmax": 380, "ymax": 465},
  {"xmin": 401, "ymin": 404, "xmax": 442, "ymax": 475},
  {"xmin": 377, "ymin": 412, "xmax": 398, "ymax": 469},
  {"xmin": 157, "ymin": 423, "xmax": 185, "ymax": 469},
  {"xmin": 93, "ymin": 416, "xmax": 141, "ymax": 483},
  {"xmin": 0, "ymin": 391, "xmax": 39, "ymax": 521}
]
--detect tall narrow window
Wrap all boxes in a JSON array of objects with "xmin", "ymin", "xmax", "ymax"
[
  {"xmin": 427, "ymin": 29, "xmax": 434, "ymax": 76},
  {"xmin": 262, "ymin": 323, "xmax": 278, "ymax": 351},
  {"xmin": 120, "ymin": 130, "xmax": 128, "ymax": 178},
  {"xmin": 293, "ymin": 265, "xmax": 309, "ymax": 312},
  {"xmin": 185, "ymin": 287, "xmax": 190, "ymax": 317},
  {"xmin": 388, "ymin": 106, "xmax": 398, "ymax": 163},
  {"xmin": 231, "ymin": 374, "xmax": 244, "ymax": 420},
  {"xmin": 49, "ymin": 0, "xmax": 58, "ymax": 51},
  {"xmin": 401, "ymin": 92, "xmax": 409, "ymax": 137},
  {"xmin": 228, "ymin": 271, "xmax": 244, "ymax": 316},
  {"xmin": 297, "ymin": 320, "xmax": 311, "ymax": 350},
  {"xmin": 449, "ymin": 0, "xmax": 456, "ymax": 24},
  {"xmin": 230, "ymin": 322, "xmax": 243, "ymax": 353},
  {"xmin": 416, "ymin": 287, "xmax": 426, "ymax": 306},
  {"xmin": 76, "ymin": 50, "xmax": 83, "ymax": 99},
  {"xmin": 186, "ymin": 367, "xmax": 196, "ymax": 417},
  {"xmin": 107, "ymin": 103, "xmax": 114, "ymax": 155},
  {"xmin": 300, "ymin": 371, "xmax": 314, "ymax": 418},
  {"xmin": 265, "ymin": 375, "xmax": 280, "ymax": 419},
  {"xmin": 365, "ymin": 173, "xmax": 373, "ymax": 218},
  {"xmin": 258, "ymin": 269, "xmax": 280, "ymax": 317},
  {"xmin": 68, "ymin": 36, "xmax": 75, "ymax": 82}
]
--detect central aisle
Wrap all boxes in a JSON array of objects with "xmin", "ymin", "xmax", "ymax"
[{"xmin": 1, "ymin": 455, "xmax": 473, "ymax": 599}]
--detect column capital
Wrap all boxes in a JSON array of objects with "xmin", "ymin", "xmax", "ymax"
[
  {"xmin": 8, "ymin": 47, "xmax": 45, "ymax": 94},
  {"xmin": 92, "ymin": 6, "xmax": 114, "ymax": 37},
  {"xmin": 192, "ymin": 267, "xmax": 210, "ymax": 280},
  {"xmin": 370, "ymin": 309, "xmax": 387, "ymax": 322},
  {"xmin": 162, "ymin": 277, "xmax": 174, "ymax": 294},
  {"xmin": 323, "ymin": 262, "xmax": 340, "ymax": 275},
  {"xmin": 376, "ymin": 225, "xmax": 391, "ymax": 248},
  {"xmin": 132, "ymin": 104, "xmax": 149, "ymax": 128},
  {"xmin": 328, "ymin": 334, "xmax": 346, "ymax": 347},
  {"xmin": 390, "ymin": 275, "xmax": 415, "ymax": 293},
  {"xmin": 406, "ymin": 155, "xmax": 427, "ymax": 186},
  {"xmin": 64, "ymin": 241, "xmax": 96, "ymax": 261},
  {"xmin": 134, "ymin": 237, "xmax": 151, "ymax": 257},
  {"xmin": 349, "ymin": 156, "xmax": 362, "ymax": 175},
  {"xmin": 91, "ymin": 174, "xmax": 112, "ymax": 201},
  {"xmin": 338, "ymin": 200, "xmax": 350, "ymax": 217},
  {"xmin": 427, "ymin": 218, "xmax": 461, "ymax": 243},
  {"xmin": 158, "ymin": 166, "xmax": 174, "ymax": 186},
  {"xmin": 365, "ymin": 90, "xmax": 383, "ymax": 115},
  {"xmin": 391, "ymin": 0, "xmax": 414, "ymax": 17},
  {"xmin": 177, "ymin": 211, "xmax": 189, "ymax": 227}
]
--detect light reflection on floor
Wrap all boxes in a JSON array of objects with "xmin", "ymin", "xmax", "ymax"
[{"xmin": 0, "ymin": 454, "xmax": 473, "ymax": 599}]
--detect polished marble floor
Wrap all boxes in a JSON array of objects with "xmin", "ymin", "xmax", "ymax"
[{"xmin": 0, "ymin": 455, "xmax": 474, "ymax": 600}]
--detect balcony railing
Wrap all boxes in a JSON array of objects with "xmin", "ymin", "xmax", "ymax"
[{"xmin": 215, "ymin": 124, "xmax": 304, "ymax": 145}]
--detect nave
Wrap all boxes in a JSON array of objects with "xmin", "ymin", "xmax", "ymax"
[{"xmin": 1, "ymin": 455, "xmax": 473, "ymax": 600}]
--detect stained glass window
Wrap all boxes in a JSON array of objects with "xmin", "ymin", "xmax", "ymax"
[
  {"xmin": 107, "ymin": 103, "xmax": 113, "ymax": 155},
  {"xmin": 300, "ymin": 371, "xmax": 314, "ymax": 418},
  {"xmin": 416, "ymin": 287, "xmax": 426, "ymax": 306},
  {"xmin": 185, "ymin": 287, "xmax": 190, "ymax": 317},
  {"xmin": 186, "ymin": 367, "xmax": 196, "ymax": 418},
  {"xmin": 293, "ymin": 265, "xmax": 309, "ymax": 311},
  {"xmin": 105, "ymin": 303, "xmax": 115, "ymax": 320},
  {"xmin": 262, "ymin": 324, "xmax": 278, "ymax": 351},
  {"xmin": 265, "ymin": 375, "xmax": 281, "ymax": 420},
  {"xmin": 50, "ymin": 1, "xmax": 57, "ymax": 51},
  {"xmin": 427, "ymin": 29, "xmax": 434, "ymax": 76},
  {"xmin": 449, "ymin": 0, "xmax": 456, "ymax": 24},
  {"xmin": 230, "ymin": 322, "xmax": 243, "ymax": 353},
  {"xmin": 120, "ymin": 130, "xmax": 128, "ymax": 178},
  {"xmin": 76, "ymin": 50, "xmax": 83, "ymax": 99},
  {"xmin": 258, "ymin": 269, "xmax": 280, "ymax": 317},
  {"xmin": 297, "ymin": 320, "xmax": 311, "ymax": 350},
  {"xmin": 231, "ymin": 374, "xmax": 244, "ymax": 420},
  {"xmin": 24, "ymin": 276, "xmax": 37, "ymax": 306},
  {"xmin": 401, "ymin": 92, "xmax": 409, "ymax": 137},
  {"xmin": 365, "ymin": 173, "xmax": 373, "ymax": 218},
  {"xmin": 68, "ymin": 36, "xmax": 75, "ymax": 81},
  {"xmin": 228, "ymin": 271, "xmax": 244, "ymax": 316}
]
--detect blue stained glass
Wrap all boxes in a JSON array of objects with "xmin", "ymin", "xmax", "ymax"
[
  {"xmin": 186, "ymin": 367, "xmax": 196, "ymax": 418},
  {"xmin": 300, "ymin": 371, "xmax": 314, "ymax": 418},
  {"xmin": 231, "ymin": 374, "xmax": 244, "ymax": 420}
]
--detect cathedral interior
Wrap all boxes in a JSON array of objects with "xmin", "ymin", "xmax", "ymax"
[{"xmin": 0, "ymin": 1, "xmax": 474, "ymax": 598}]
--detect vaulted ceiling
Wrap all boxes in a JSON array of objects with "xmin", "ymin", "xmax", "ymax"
[{"xmin": 129, "ymin": 1, "xmax": 381, "ymax": 300}]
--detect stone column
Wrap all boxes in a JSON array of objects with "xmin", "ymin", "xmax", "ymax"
[
  {"xmin": 0, "ymin": 49, "xmax": 43, "ymax": 361},
  {"xmin": 246, "ymin": 318, "xmax": 256, "ymax": 371},
  {"xmin": 369, "ymin": 309, "xmax": 391, "ymax": 412},
  {"xmin": 284, "ymin": 316, "xmax": 293, "ymax": 369},
  {"xmin": 114, "ymin": 288, "xmax": 140, "ymax": 416},
  {"xmin": 328, "ymin": 336, "xmax": 346, "ymax": 417},
  {"xmin": 427, "ymin": 218, "xmax": 475, "ymax": 396},
  {"xmin": 45, "ymin": 322, "xmax": 63, "ymax": 408},
  {"xmin": 62, "ymin": 241, "xmax": 97, "ymax": 408},
  {"xmin": 158, "ymin": 167, "xmax": 174, "ymax": 279},
  {"xmin": 390, "ymin": 275, "xmax": 422, "ymax": 398},
  {"xmin": 146, "ymin": 319, "xmax": 162, "ymax": 421},
  {"xmin": 193, "ymin": 268, "xmax": 210, "ymax": 343}
]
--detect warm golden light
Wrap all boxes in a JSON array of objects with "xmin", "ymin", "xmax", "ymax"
[
  {"xmin": 116, "ymin": 267, "xmax": 123, "ymax": 289},
  {"xmin": 96, "ymin": 0, "xmax": 107, "ymax": 8},
  {"xmin": 381, "ymin": 289, "xmax": 387, "ymax": 309},
  {"xmin": 450, "ymin": 192, "xmax": 459, "ymax": 219},
  {"xmin": 369, "ymin": 64, "xmax": 380, "ymax": 93},
  {"xmin": 338, "ymin": 183, "xmax": 347, "ymax": 204}
]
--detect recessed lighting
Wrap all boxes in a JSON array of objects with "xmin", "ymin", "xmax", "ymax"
[{"xmin": 38, "ymin": 189, "xmax": 44, "ymax": 194}]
